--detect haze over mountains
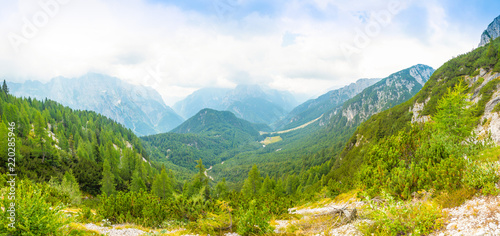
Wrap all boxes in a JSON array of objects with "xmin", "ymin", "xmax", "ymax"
[
  {"xmin": 173, "ymin": 85, "xmax": 298, "ymax": 127},
  {"xmin": 8, "ymin": 73, "xmax": 184, "ymax": 136}
]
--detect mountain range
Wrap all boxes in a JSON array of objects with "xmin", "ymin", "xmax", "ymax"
[
  {"xmin": 8, "ymin": 73, "xmax": 184, "ymax": 136},
  {"xmin": 173, "ymin": 84, "xmax": 298, "ymax": 127},
  {"xmin": 274, "ymin": 78, "xmax": 381, "ymax": 130}
]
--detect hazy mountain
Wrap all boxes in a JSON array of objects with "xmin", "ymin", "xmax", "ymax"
[
  {"xmin": 8, "ymin": 73, "xmax": 184, "ymax": 136},
  {"xmin": 274, "ymin": 78, "xmax": 381, "ymax": 130},
  {"xmin": 479, "ymin": 14, "xmax": 500, "ymax": 47},
  {"xmin": 173, "ymin": 84, "xmax": 298, "ymax": 126}
]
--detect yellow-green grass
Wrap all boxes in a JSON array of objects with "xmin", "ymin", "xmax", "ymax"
[{"xmin": 261, "ymin": 136, "xmax": 283, "ymax": 145}]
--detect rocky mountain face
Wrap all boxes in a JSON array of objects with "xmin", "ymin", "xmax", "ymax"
[
  {"xmin": 320, "ymin": 64, "xmax": 435, "ymax": 127},
  {"xmin": 479, "ymin": 15, "xmax": 500, "ymax": 47},
  {"xmin": 274, "ymin": 78, "xmax": 381, "ymax": 130},
  {"xmin": 8, "ymin": 73, "xmax": 184, "ymax": 136},
  {"xmin": 173, "ymin": 84, "xmax": 298, "ymax": 126}
]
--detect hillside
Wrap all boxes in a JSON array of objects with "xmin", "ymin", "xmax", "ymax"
[
  {"xmin": 210, "ymin": 64, "xmax": 434, "ymax": 186},
  {"xmin": 8, "ymin": 73, "xmax": 184, "ymax": 136},
  {"xmin": 274, "ymin": 78, "xmax": 380, "ymax": 131},
  {"xmin": 143, "ymin": 109, "xmax": 267, "ymax": 170},
  {"xmin": 173, "ymin": 84, "xmax": 298, "ymax": 126},
  {"xmin": 327, "ymin": 37, "xmax": 500, "ymax": 194}
]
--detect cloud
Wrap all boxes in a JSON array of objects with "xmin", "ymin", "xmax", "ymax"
[{"xmin": 0, "ymin": 0, "xmax": 493, "ymax": 106}]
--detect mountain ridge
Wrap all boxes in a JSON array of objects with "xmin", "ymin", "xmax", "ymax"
[{"xmin": 8, "ymin": 73, "xmax": 184, "ymax": 136}]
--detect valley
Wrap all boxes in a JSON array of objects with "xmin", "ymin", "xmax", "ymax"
[{"xmin": 2, "ymin": 3, "xmax": 500, "ymax": 236}]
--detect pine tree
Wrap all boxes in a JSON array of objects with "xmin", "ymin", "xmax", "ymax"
[
  {"xmin": 62, "ymin": 170, "xmax": 82, "ymax": 205},
  {"xmin": 260, "ymin": 175, "xmax": 273, "ymax": 195},
  {"xmin": 242, "ymin": 164, "xmax": 262, "ymax": 198},
  {"xmin": 215, "ymin": 178, "xmax": 228, "ymax": 199},
  {"xmin": 101, "ymin": 159, "xmax": 116, "ymax": 196},
  {"xmin": 2, "ymin": 80, "xmax": 8, "ymax": 95},
  {"xmin": 130, "ymin": 169, "xmax": 146, "ymax": 192},
  {"xmin": 434, "ymin": 81, "xmax": 474, "ymax": 141},
  {"xmin": 151, "ymin": 167, "xmax": 172, "ymax": 199}
]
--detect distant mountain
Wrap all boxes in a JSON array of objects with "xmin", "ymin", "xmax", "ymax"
[
  {"xmin": 173, "ymin": 85, "xmax": 298, "ymax": 126},
  {"xmin": 8, "ymin": 73, "xmax": 184, "ymax": 136},
  {"xmin": 479, "ymin": 15, "xmax": 500, "ymax": 47},
  {"xmin": 274, "ymin": 78, "xmax": 380, "ymax": 130},
  {"xmin": 172, "ymin": 108, "xmax": 266, "ymax": 138},
  {"xmin": 143, "ymin": 108, "xmax": 267, "ymax": 170},
  {"xmin": 319, "ymin": 64, "xmax": 435, "ymax": 127}
]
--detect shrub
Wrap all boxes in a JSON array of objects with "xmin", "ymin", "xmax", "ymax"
[
  {"xmin": 434, "ymin": 187, "xmax": 476, "ymax": 208},
  {"xmin": 0, "ymin": 180, "xmax": 70, "ymax": 235},
  {"xmin": 236, "ymin": 200, "xmax": 273, "ymax": 235},
  {"xmin": 358, "ymin": 193, "xmax": 445, "ymax": 236}
]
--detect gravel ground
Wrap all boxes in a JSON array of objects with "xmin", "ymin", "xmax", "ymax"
[
  {"xmin": 431, "ymin": 195, "xmax": 500, "ymax": 236},
  {"xmin": 84, "ymin": 223, "xmax": 146, "ymax": 236}
]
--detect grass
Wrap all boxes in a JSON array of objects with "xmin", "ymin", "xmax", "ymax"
[{"xmin": 261, "ymin": 136, "xmax": 283, "ymax": 145}]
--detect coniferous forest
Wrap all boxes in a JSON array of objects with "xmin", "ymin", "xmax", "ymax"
[{"xmin": 2, "ymin": 4, "xmax": 500, "ymax": 236}]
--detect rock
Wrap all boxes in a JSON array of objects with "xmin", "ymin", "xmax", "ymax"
[{"xmin": 479, "ymin": 15, "xmax": 500, "ymax": 47}]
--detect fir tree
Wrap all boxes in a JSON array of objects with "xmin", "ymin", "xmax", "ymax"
[
  {"xmin": 2, "ymin": 80, "xmax": 8, "ymax": 95},
  {"xmin": 101, "ymin": 159, "xmax": 116, "ymax": 196},
  {"xmin": 130, "ymin": 169, "xmax": 146, "ymax": 192},
  {"xmin": 151, "ymin": 167, "xmax": 172, "ymax": 199},
  {"xmin": 242, "ymin": 164, "xmax": 262, "ymax": 198}
]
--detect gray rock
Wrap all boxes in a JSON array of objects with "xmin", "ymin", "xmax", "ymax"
[{"xmin": 479, "ymin": 15, "xmax": 500, "ymax": 47}]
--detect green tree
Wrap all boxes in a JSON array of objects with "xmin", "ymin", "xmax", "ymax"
[
  {"xmin": 130, "ymin": 169, "xmax": 146, "ymax": 192},
  {"xmin": 215, "ymin": 178, "xmax": 228, "ymax": 199},
  {"xmin": 2, "ymin": 80, "xmax": 8, "ymax": 94},
  {"xmin": 151, "ymin": 167, "xmax": 172, "ymax": 199},
  {"xmin": 434, "ymin": 81, "xmax": 475, "ymax": 141},
  {"xmin": 241, "ymin": 164, "xmax": 262, "ymax": 198},
  {"xmin": 101, "ymin": 159, "xmax": 116, "ymax": 196},
  {"xmin": 61, "ymin": 170, "xmax": 82, "ymax": 205}
]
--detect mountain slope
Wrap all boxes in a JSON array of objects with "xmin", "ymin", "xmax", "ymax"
[
  {"xmin": 319, "ymin": 64, "xmax": 434, "ymax": 128},
  {"xmin": 479, "ymin": 15, "xmax": 500, "ymax": 47},
  {"xmin": 8, "ymin": 73, "xmax": 184, "ymax": 136},
  {"xmin": 173, "ymin": 85, "xmax": 298, "ymax": 126},
  {"xmin": 210, "ymin": 64, "xmax": 434, "ymax": 185},
  {"xmin": 143, "ymin": 108, "xmax": 267, "ymax": 170},
  {"xmin": 274, "ymin": 78, "xmax": 380, "ymax": 130},
  {"xmin": 328, "ymin": 37, "xmax": 500, "ymax": 189}
]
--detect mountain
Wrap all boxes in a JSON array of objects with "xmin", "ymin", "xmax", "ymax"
[
  {"xmin": 210, "ymin": 64, "xmax": 434, "ymax": 184},
  {"xmin": 173, "ymin": 84, "xmax": 298, "ymax": 126},
  {"xmin": 319, "ymin": 64, "xmax": 434, "ymax": 128},
  {"xmin": 172, "ymin": 108, "xmax": 265, "ymax": 138},
  {"xmin": 143, "ymin": 108, "xmax": 267, "ymax": 170},
  {"xmin": 479, "ymin": 15, "xmax": 500, "ymax": 47},
  {"xmin": 8, "ymin": 73, "xmax": 184, "ymax": 136},
  {"xmin": 274, "ymin": 78, "xmax": 381, "ymax": 130},
  {"xmin": 327, "ymin": 37, "xmax": 500, "ymax": 191}
]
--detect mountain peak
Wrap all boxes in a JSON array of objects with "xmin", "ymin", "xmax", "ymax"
[{"xmin": 479, "ymin": 15, "xmax": 500, "ymax": 47}]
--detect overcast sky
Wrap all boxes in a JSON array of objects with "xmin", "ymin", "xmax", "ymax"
[{"xmin": 1, "ymin": 0, "xmax": 499, "ymax": 105}]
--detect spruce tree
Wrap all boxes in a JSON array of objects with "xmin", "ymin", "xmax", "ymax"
[
  {"xmin": 2, "ymin": 80, "xmax": 8, "ymax": 94},
  {"xmin": 131, "ymin": 169, "xmax": 146, "ymax": 192},
  {"xmin": 151, "ymin": 167, "xmax": 172, "ymax": 199},
  {"xmin": 242, "ymin": 164, "xmax": 262, "ymax": 198},
  {"xmin": 101, "ymin": 159, "xmax": 116, "ymax": 196}
]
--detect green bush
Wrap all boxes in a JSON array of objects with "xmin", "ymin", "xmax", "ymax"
[
  {"xmin": 463, "ymin": 161, "xmax": 499, "ymax": 190},
  {"xmin": 358, "ymin": 193, "xmax": 444, "ymax": 236},
  {"xmin": 0, "ymin": 180, "xmax": 70, "ymax": 235},
  {"xmin": 236, "ymin": 199, "xmax": 273, "ymax": 235}
]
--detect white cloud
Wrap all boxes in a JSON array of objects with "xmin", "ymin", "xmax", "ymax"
[{"xmin": 0, "ymin": 0, "xmax": 484, "ymax": 106}]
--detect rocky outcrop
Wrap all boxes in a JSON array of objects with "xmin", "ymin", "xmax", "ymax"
[
  {"xmin": 322, "ymin": 64, "xmax": 435, "ymax": 127},
  {"xmin": 479, "ymin": 15, "xmax": 500, "ymax": 47}
]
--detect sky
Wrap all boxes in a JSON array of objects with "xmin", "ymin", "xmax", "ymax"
[{"xmin": 1, "ymin": 0, "xmax": 499, "ymax": 105}]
